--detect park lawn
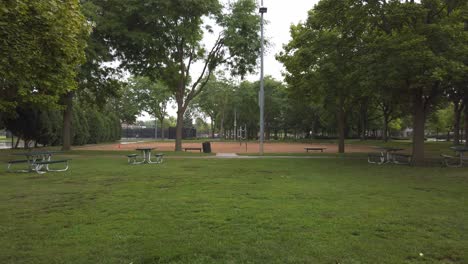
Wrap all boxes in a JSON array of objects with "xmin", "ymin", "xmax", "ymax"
[{"xmin": 0, "ymin": 155, "xmax": 467, "ymax": 263}]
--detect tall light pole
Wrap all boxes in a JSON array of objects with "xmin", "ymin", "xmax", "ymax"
[{"xmin": 259, "ymin": 3, "xmax": 267, "ymax": 155}]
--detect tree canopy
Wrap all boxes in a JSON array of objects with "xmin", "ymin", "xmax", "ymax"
[{"xmin": 0, "ymin": 0, "xmax": 88, "ymax": 115}]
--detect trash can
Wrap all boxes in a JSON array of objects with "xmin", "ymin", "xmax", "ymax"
[{"xmin": 202, "ymin": 142, "xmax": 211, "ymax": 153}]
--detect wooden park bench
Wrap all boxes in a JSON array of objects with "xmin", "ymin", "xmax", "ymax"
[
  {"xmin": 304, "ymin": 147, "xmax": 326, "ymax": 153},
  {"xmin": 183, "ymin": 147, "xmax": 202, "ymax": 152}
]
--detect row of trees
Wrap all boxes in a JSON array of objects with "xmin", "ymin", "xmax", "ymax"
[
  {"xmin": 3, "ymin": 104, "xmax": 120, "ymax": 148},
  {"xmin": 1, "ymin": 0, "xmax": 263, "ymax": 150},
  {"xmin": 277, "ymin": 0, "xmax": 468, "ymax": 165}
]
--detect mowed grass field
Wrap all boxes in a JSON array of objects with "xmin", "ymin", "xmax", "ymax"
[{"xmin": 0, "ymin": 151, "xmax": 467, "ymax": 263}]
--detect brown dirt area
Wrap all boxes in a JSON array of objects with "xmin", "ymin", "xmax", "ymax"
[{"xmin": 74, "ymin": 141, "xmax": 375, "ymax": 154}]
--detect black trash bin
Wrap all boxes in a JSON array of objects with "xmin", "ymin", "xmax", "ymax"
[{"xmin": 202, "ymin": 142, "xmax": 211, "ymax": 153}]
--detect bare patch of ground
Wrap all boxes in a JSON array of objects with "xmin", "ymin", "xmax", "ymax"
[{"xmin": 74, "ymin": 141, "xmax": 375, "ymax": 154}]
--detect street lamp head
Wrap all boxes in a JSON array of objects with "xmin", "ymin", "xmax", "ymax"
[{"xmin": 259, "ymin": 7, "xmax": 267, "ymax": 13}]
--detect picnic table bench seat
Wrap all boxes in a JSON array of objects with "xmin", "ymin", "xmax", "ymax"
[
  {"xmin": 392, "ymin": 153, "xmax": 412, "ymax": 165},
  {"xmin": 7, "ymin": 159, "xmax": 30, "ymax": 164},
  {"xmin": 183, "ymin": 147, "xmax": 202, "ymax": 152},
  {"xmin": 304, "ymin": 147, "xmax": 326, "ymax": 152},
  {"xmin": 441, "ymin": 154, "xmax": 468, "ymax": 167},
  {"xmin": 33, "ymin": 159, "xmax": 71, "ymax": 173},
  {"xmin": 368, "ymin": 153, "xmax": 385, "ymax": 165},
  {"xmin": 7, "ymin": 159, "xmax": 31, "ymax": 172},
  {"xmin": 127, "ymin": 154, "xmax": 139, "ymax": 164},
  {"xmin": 153, "ymin": 153, "xmax": 164, "ymax": 163}
]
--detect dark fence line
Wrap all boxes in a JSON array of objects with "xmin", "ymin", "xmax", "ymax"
[{"xmin": 121, "ymin": 127, "xmax": 196, "ymax": 139}]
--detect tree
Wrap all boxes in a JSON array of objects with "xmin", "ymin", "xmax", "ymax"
[
  {"xmin": 365, "ymin": 0, "xmax": 468, "ymax": 164},
  {"xmin": 195, "ymin": 75, "xmax": 235, "ymax": 138},
  {"xmin": 117, "ymin": 84, "xmax": 141, "ymax": 126},
  {"xmin": 278, "ymin": 0, "xmax": 368, "ymax": 153},
  {"xmin": 89, "ymin": 0, "xmax": 261, "ymax": 151},
  {"xmin": 130, "ymin": 77, "xmax": 172, "ymax": 139},
  {"xmin": 0, "ymin": 0, "xmax": 88, "ymax": 116},
  {"xmin": 61, "ymin": 0, "xmax": 124, "ymax": 151}
]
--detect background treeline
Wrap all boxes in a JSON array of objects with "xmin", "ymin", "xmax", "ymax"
[
  {"xmin": 2, "ymin": 104, "xmax": 120, "ymax": 148},
  {"xmin": 194, "ymin": 75, "xmax": 418, "ymax": 141},
  {"xmin": 275, "ymin": 0, "xmax": 468, "ymax": 165}
]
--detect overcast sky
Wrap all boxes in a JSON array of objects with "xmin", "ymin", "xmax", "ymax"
[{"xmin": 251, "ymin": 0, "xmax": 318, "ymax": 81}]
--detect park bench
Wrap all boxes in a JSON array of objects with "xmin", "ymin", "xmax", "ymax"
[
  {"xmin": 183, "ymin": 147, "xmax": 202, "ymax": 152},
  {"xmin": 392, "ymin": 153, "xmax": 412, "ymax": 165},
  {"xmin": 304, "ymin": 147, "xmax": 326, "ymax": 153},
  {"xmin": 367, "ymin": 153, "xmax": 385, "ymax": 165},
  {"xmin": 33, "ymin": 159, "xmax": 71, "ymax": 174}
]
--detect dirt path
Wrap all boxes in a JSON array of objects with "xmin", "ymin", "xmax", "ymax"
[{"xmin": 74, "ymin": 141, "xmax": 375, "ymax": 154}]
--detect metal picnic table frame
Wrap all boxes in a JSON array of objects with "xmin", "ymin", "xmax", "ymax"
[
  {"xmin": 8, "ymin": 151, "xmax": 68, "ymax": 174},
  {"xmin": 368, "ymin": 147, "xmax": 406, "ymax": 165},
  {"xmin": 132, "ymin": 148, "xmax": 163, "ymax": 164},
  {"xmin": 442, "ymin": 146, "xmax": 468, "ymax": 167}
]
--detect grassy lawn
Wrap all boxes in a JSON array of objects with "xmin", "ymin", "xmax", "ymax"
[{"xmin": 0, "ymin": 153, "xmax": 467, "ymax": 263}]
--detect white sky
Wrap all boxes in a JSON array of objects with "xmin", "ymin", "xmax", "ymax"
[
  {"xmin": 250, "ymin": 0, "xmax": 318, "ymax": 81},
  {"xmin": 139, "ymin": 0, "xmax": 319, "ymax": 121}
]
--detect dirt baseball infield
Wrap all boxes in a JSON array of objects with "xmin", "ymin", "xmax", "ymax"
[{"xmin": 74, "ymin": 141, "xmax": 374, "ymax": 154}]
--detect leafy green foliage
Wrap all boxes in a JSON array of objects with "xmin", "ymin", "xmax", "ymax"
[
  {"xmin": 88, "ymin": 0, "xmax": 261, "ymax": 150},
  {"xmin": 0, "ymin": 0, "xmax": 88, "ymax": 115},
  {"xmin": 278, "ymin": 0, "xmax": 468, "ymax": 160}
]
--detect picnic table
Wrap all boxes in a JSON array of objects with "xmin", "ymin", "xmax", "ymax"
[
  {"xmin": 130, "ymin": 147, "xmax": 163, "ymax": 164},
  {"xmin": 442, "ymin": 146, "xmax": 468, "ymax": 167},
  {"xmin": 368, "ymin": 147, "xmax": 410, "ymax": 165},
  {"xmin": 7, "ymin": 151, "xmax": 70, "ymax": 174}
]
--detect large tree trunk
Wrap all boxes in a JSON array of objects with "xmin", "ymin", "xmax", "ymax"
[
  {"xmin": 337, "ymin": 98, "xmax": 345, "ymax": 153},
  {"xmin": 359, "ymin": 99, "xmax": 368, "ymax": 140},
  {"xmin": 210, "ymin": 116, "xmax": 215, "ymax": 138},
  {"xmin": 159, "ymin": 118, "xmax": 164, "ymax": 139},
  {"xmin": 175, "ymin": 107, "xmax": 185, "ymax": 151},
  {"xmin": 465, "ymin": 105, "xmax": 468, "ymax": 147},
  {"xmin": 453, "ymin": 102, "xmax": 463, "ymax": 145},
  {"xmin": 411, "ymin": 90, "xmax": 426, "ymax": 166},
  {"xmin": 383, "ymin": 114, "xmax": 389, "ymax": 142},
  {"xmin": 15, "ymin": 137, "xmax": 20, "ymax": 149},
  {"xmin": 62, "ymin": 91, "xmax": 74, "ymax": 151},
  {"xmin": 220, "ymin": 111, "xmax": 225, "ymax": 139}
]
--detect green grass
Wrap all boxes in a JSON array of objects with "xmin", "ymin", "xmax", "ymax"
[{"xmin": 0, "ymin": 153, "xmax": 467, "ymax": 263}]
